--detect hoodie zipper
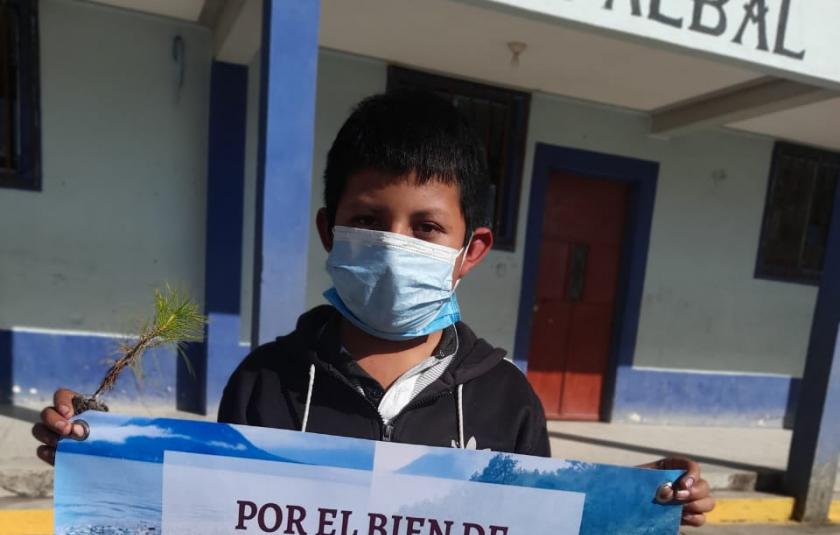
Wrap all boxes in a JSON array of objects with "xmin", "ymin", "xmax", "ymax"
[
  {"xmin": 313, "ymin": 359, "xmax": 456, "ymax": 442},
  {"xmin": 383, "ymin": 389, "xmax": 454, "ymax": 441},
  {"xmin": 312, "ymin": 360, "xmax": 391, "ymax": 437}
]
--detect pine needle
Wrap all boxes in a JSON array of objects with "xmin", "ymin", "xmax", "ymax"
[{"xmin": 79, "ymin": 286, "xmax": 206, "ymax": 408}]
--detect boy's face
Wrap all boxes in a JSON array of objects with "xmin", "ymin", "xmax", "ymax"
[{"xmin": 317, "ymin": 168, "xmax": 493, "ymax": 284}]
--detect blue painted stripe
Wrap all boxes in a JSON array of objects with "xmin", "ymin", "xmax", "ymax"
[
  {"xmin": 612, "ymin": 366, "xmax": 800, "ymax": 427},
  {"xmin": 2, "ymin": 329, "xmax": 177, "ymax": 406},
  {"xmin": 252, "ymin": 0, "xmax": 320, "ymax": 346},
  {"xmin": 1, "ymin": 327, "xmax": 803, "ymax": 427}
]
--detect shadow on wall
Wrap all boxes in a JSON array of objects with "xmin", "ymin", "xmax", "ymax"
[
  {"xmin": 0, "ymin": 330, "xmax": 10, "ymax": 404},
  {"xmin": 784, "ymin": 379, "xmax": 801, "ymax": 430},
  {"xmin": 176, "ymin": 340, "xmax": 207, "ymax": 415}
]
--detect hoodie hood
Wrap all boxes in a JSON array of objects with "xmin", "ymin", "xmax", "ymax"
[
  {"xmin": 289, "ymin": 304, "xmax": 507, "ymax": 389},
  {"xmin": 220, "ymin": 305, "xmax": 550, "ymax": 457}
]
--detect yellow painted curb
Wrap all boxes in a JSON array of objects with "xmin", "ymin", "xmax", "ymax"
[
  {"xmin": 708, "ymin": 497, "xmax": 840, "ymax": 525},
  {"xmin": 830, "ymin": 499, "xmax": 840, "ymax": 523},
  {"xmin": 707, "ymin": 497, "xmax": 795, "ymax": 524},
  {"xmin": 0, "ymin": 509, "xmax": 52, "ymax": 535}
]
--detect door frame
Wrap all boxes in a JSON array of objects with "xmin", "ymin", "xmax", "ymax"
[{"xmin": 513, "ymin": 143, "xmax": 659, "ymax": 422}]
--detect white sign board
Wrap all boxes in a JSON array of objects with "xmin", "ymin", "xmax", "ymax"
[
  {"xmin": 475, "ymin": 0, "xmax": 840, "ymax": 87},
  {"xmin": 161, "ymin": 450, "xmax": 586, "ymax": 534}
]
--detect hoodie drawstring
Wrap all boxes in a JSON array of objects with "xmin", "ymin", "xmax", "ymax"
[
  {"xmin": 456, "ymin": 383, "xmax": 465, "ymax": 448},
  {"xmin": 301, "ymin": 363, "xmax": 316, "ymax": 432},
  {"xmin": 300, "ymin": 359, "xmax": 467, "ymax": 449}
]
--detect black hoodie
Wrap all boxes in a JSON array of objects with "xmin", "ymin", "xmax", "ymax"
[{"xmin": 218, "ymin": 306, "xmax": 550, "ymax": 457}]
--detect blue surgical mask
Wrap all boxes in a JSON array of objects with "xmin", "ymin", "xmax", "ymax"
[{"xmin": 324, "ymin": 226, "xmax": 469, "ymax": 341}]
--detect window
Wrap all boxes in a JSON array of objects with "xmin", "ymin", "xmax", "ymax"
[
  {"xmin": 387, "ymin": 66, "xmax": 530, "ymax": 251},
  {"xmin": 756, "ymin": 142, "xmax": 840, "ymax": 285},
  {"xmin": 0, "ymin": 0, "xmax": 40, "ymax": 191}
]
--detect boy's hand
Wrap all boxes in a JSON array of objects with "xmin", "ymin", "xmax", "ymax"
[
  {"xmin": 640, "ymin": 456, "xmax": 715, "ymax": 527},
  {"xmin": 31, "ymin": 388, "xmax": 88, "ymax": 466}
]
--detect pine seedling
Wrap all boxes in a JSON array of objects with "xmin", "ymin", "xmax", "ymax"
[{"xmin": 72, "ymin": 286, "xmax": 206, "ymax": 414}]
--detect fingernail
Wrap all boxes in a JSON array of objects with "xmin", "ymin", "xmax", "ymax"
[
  {"xmin": 682, "ymin": 477, "xmax": 695, "ymax": 489},
  {"xmin": 655, "ymin": 483, "xmax": 674, "ymax": 503},
  {"xmin": 71, "ymin": 423, "xmax": 86, "ymax": 439},
  {"xmin": 58, "ymin": 405, "xmax": 72, "ymax": 418},
  {"xmin": 676, "ymin": 489, "xmax": 690, "ymax": 500},
  {"xmin": 682, "ymin": 513, "xmax": 694, "ymax": 521}
]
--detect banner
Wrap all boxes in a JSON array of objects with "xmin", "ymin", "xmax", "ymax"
[
  {"xmin": 55, "ymin": 412, "xmax": 683, "ymax": 534},
  {"xmin": 473, "ymin": 0, "xmax": 840, "ymax": 88}
]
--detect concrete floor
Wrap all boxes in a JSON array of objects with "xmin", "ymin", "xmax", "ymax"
[
  {"xmin": 546, "ymin": 420, "xmax": 790, "ymax": 471},
  {"xmin": 546, "ymin": 420, "xmax": 798, "ymax": 491}
]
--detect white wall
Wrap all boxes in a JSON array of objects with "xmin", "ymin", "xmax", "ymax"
[
  {"xmin": 0, "ymin": 0, "xmax": 211, "ymax": 333},
  {"xmin": 241, "ymin": 48, "xmax": 815, "ymax": 377}
]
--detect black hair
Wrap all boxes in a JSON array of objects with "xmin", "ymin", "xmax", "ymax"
[{"xmin": 323, "ymin": 90, "xmax": 489, "ymax": 239}]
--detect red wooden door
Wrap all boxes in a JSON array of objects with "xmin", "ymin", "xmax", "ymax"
[{"xmin": 526, "ymin": 172, "xmax": 630, "ymax": 420}]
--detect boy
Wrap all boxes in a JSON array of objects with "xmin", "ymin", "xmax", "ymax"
[{"xmin": 34, "ymin": 90, "xmax": 714, "ymax": 526}]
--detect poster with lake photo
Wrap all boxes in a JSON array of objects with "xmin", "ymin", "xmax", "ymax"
[{"xmin": 55, "ymin": 412, "xmax": 683, "ymax": 534}]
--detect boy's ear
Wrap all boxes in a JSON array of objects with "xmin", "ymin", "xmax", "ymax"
[
  {"xmin": 456, "ymin": 226, "xmax": 493, "ymax": 280},
  {"xmin": 316, "ymin": 208, "xmax": 333, "ymax": 252}
]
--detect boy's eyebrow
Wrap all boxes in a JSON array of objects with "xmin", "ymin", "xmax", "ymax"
[
  {"xmin": 411, "ymin": 208, "xmax": 450, "ymax": 219},
  {"xmin": 342, "ymin": 201, "xmax": 386, "ymax": 213}
]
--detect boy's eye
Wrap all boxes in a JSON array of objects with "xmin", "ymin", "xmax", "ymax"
[
  {"xmin": 350, "ymin": 215, "xmax": 377, "ymax": 228},
  {"xmin": 414, "ymin": 222, "xmax": 442, "ymax": 236}
]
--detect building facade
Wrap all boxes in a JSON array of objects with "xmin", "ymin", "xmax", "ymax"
[{"xmin": 1, "ymin": 0, "xmax": 838, "ymax": 431}]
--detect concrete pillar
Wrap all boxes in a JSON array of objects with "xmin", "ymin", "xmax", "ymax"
[
  {"xmin": 251, "ymin": 0, "xmax": 320, "ymax": 346},
  {"xmin": 785, "ymin": 180, "xmax": 840, "ymax": 523}
]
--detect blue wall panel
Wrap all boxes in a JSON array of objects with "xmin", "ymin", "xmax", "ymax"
[
  {"xmin": 613, "ymin": 366, "xmax": 800, "ymax": 427},
  {"xmin": 4, "ymin": 329, "xmax": 176, "ymax": 407}
]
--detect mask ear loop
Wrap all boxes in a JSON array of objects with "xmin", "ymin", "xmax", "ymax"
[{"xmin": 452, "ymin": 233, "xmax": 474, "ymax": 291}]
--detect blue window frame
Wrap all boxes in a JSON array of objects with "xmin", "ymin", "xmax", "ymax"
[{"xmin": 0, "ymin": 0, "xmax": 40, "ymax": 191}]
